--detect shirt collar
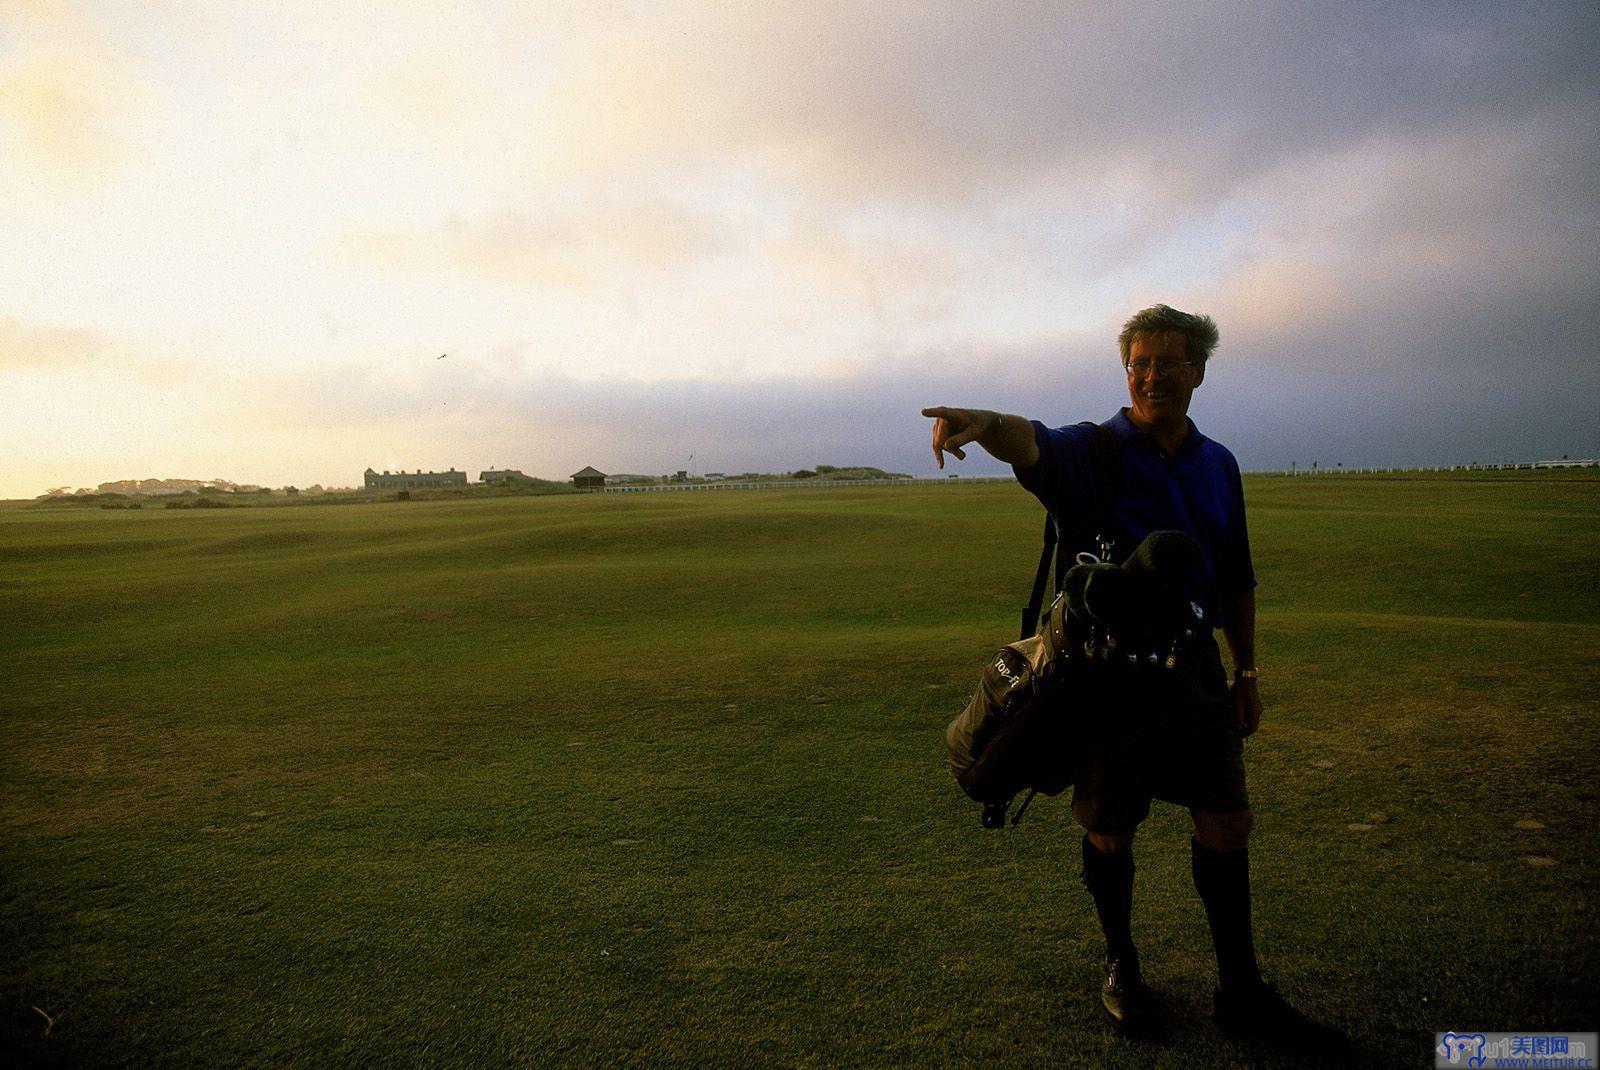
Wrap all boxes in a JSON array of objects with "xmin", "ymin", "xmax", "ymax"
[{"xmin": 1106, "ymin": 407, "xmax": 1206, "ymax": 456}]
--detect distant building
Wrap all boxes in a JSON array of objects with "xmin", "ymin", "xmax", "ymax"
[
  {"xmin": 570, "ymin": 466, "xmax": 607, "ymax": 491},
  {"xmin": 480, "ymin": 469, "xmax": 531, "ymax": 483},
  {"xmin": 704, "ymin": 472, "xmax": 725, "ymax": 481},
  {"xmin": 364, "ymin": 467, "xmax": 467, "ymax": 490}
]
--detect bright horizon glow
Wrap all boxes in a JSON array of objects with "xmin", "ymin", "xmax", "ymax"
[{"xmin": 2, "ymin": 2, "xmax": 1597, "ymax": 498}]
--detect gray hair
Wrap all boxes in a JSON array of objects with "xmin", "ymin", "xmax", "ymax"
[{"xmin": 1118, "ymin": 304, "xmax": 1220, "ymax": 366}]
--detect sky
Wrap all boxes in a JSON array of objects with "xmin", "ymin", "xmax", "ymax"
[{"xmin": 2, "ymin": 0, "xmax": 1597, "ymax": 496}]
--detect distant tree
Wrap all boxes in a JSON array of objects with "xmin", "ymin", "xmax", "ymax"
[{"xmin": 792, "ymin": 469, "xmax": 816, "ymax": 479}]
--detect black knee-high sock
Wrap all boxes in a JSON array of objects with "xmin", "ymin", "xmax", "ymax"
[
  {"xmin": 1191, "ymin": 838, "xmax": 1262, "ymax": 992},
  {"xmin": 1080, "ymin": 835, "xmax": 1135, "ymax": 959}
]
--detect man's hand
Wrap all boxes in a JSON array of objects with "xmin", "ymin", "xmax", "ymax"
[
  {"xmin": 1233, "ymin": 677, "xmax": 1262, "ymax": 736},
  {"xmin": 920, "ymin": 407, "xmax": 1039, "ymax": 468},
  {"xmin": 920, "ymin": 406, "xmax": 992, "ymax": 469}
]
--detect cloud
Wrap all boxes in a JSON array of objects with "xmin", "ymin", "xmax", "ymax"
[
  {"xmin": 0, "ymin": 316, "xmax": 205, "ymax": 390},
  {"xmin": 318, "ymin": 0, "xmax": 1593, "ymax": 389},
  {"xmin": 502, "ymin": 1, "xmax": 1598, "ymax": 212},
  {"xmin": 337, "ymin": 201, "xmax": 732, "ymax": 289},
  {"xmin": 218, "ymin": 329, "xmax": 1121, "ymax": 484},
  {"xmin": 0, "ymin": 0, "xmax": 156, "ymax": 186},
  {"xmin": 0, "ymin": 315, "xmax": 110, "ymax": 368},
  {"xmin": 1183, "ymin": 103, "xmax": 1600, "ymax": 373}
]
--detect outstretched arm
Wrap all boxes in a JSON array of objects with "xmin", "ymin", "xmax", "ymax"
[{"xmin": 920, "ymin": 407, "xmax": 1040, "ymax": 469}]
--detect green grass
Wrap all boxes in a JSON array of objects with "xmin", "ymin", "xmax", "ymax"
[{"xmin": 2, "ymin": 474, "xmax": 1597, "ymax": 1068}]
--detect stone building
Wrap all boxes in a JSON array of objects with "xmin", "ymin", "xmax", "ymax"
[
  {"xmin": 480, "ymin": 469, "xmax": 530, "ymax": 483},
  {"xmin": 363, "ymin": 467, "xmax": 467, "ymax": 490}
]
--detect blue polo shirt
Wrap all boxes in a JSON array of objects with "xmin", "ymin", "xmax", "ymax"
[{"xmin": 1013, "ymin": 408, "xmax": 1256, "ymax": 626}]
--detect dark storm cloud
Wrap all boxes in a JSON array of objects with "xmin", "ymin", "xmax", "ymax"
[
  {"xmin": 746, "ymin": 0, "xmax": 1600, "ymax": 466},
  {"xmin": 522, "ymin": 327, "xmax": 1596, "ymax": 479},
  {"xmin": 680, "ymin": 0, "xmax": 1599, "ymax": 206},
  {"xmin": 495, "ymin": 353, "xmax": 1124, "ymax": 480}
]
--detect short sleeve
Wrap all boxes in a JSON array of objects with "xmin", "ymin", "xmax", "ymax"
[
  {"xmin": 1012, "ymin": 420, "xmax": 1103, "ymax": 518},
  {"xmin": 1214, "ymin": 453, "xmax": 1257, "ymax": 596}
]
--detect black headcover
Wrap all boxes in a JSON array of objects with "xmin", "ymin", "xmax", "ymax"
[{"xmin": 1065, "ymin": 529, "xmax": 1205, "ymax": 649}]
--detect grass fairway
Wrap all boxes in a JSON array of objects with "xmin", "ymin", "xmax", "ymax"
[{"xmin": 3, "ymin": 475, "xmax": 1597, "ymax": 1068}]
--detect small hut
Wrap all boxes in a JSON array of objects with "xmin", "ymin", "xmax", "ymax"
[{"xmin": 570, "ymin": 466, "xmax": 607, "ymax": 491}]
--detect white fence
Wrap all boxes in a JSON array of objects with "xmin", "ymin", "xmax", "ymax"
[
  {"xmin": 1264, "ymin": 459, "xmax": 1597, "ymax": 476},
  {"xmin": 603, "ymin": 476, "xmax": 1014, "ymax": 493},
  {"xmin": 601, "ymin": 461, "xmax": 1596, "ymax": 491}
]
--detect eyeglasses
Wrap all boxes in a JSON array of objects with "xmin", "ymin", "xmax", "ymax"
[{"xmin": 1124, "ymin": 359, "xmax": 1195, "ymax": 378}]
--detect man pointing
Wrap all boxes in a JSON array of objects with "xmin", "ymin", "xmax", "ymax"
[{"xmin": 923, "ymin": 304, "xmax": 1346, "ymax": 1049}]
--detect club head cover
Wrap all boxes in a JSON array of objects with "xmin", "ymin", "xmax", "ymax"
[
  {"xmin": 1124, "ymin": 530, "xmax": 1205, "ymax": 583},
  {"xmin": 1063, "ymin": 561, "xmax": 1107, "ymax": 623},
  {"xmin": 1082, "ymin": 565, "xmax": 1153, "ymax": 633}
]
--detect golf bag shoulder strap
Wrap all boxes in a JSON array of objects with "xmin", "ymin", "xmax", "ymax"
[
  {"xmin": 1019, "ymin": 422, "xmax": 1123, "ymax": 640},
  {"xmin": 1021, "ymin": 514, "xmax": 1058, "ymax": 640}
]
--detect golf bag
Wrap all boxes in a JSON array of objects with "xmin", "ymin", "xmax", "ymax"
[
  {"xmin": 946, "ymin": 527, "xmax": 1210, "ymax": 827},
  {"xmin": 945, "ymin": 583, "xmax": 1090, "ymax": 826},
  {"xmin": 946, "ymin": 423, "xmax": 1120, "ymax": 828},
  {"xmin": 943, "ymin": 424, "xmax": 1214, "ymax": 827}
]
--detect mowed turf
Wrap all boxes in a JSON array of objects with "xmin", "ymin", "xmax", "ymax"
[{"xmin": 2, "ymin": 474, "xmax": 1596, "ymax": 1068}]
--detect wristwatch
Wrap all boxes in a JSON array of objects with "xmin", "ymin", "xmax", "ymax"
[{"xmin": 1234, "ymin": 667, "xmax": 1260, "ymax": 681}]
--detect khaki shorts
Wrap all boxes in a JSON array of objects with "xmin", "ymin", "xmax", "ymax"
[{"xmin": 1069, "ymin": 636, "xmax": 1250, "ymax": 835}]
